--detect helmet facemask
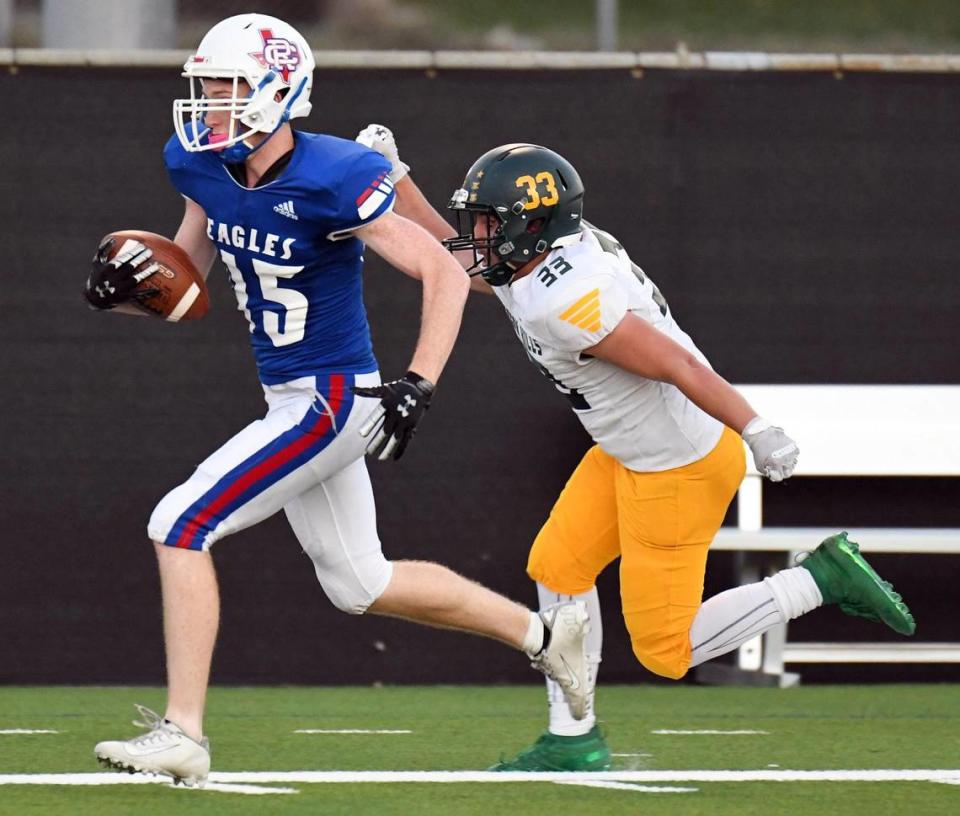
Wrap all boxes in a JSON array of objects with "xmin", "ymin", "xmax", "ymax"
[
  {"xmin": 444, "ymin": 188, "xmax": 561, "ymax": 287},
  {"xmin": 444, "ymin": 197, "xmax": 516, "ymax": 285},
  {"xmin": 174, "ymin": 71, "xmax": 308, "ymax": 163}
]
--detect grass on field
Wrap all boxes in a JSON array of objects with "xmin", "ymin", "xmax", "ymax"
[{"xmin": 1, "ymin": 684, "xmax": 958, "ymax": 815}]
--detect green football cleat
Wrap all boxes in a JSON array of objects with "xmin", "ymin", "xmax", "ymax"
[
  {"xmin": 489, "ymin": 726, "xmax": 611, "ymax": 772},
  {"xmin": 799, "ymin": 532, "xmax": 916, "ymax": 635}
]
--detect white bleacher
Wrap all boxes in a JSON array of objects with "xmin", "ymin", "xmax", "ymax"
[{"xmin": 706, "ymin": 385, "xmax": 960, "ymax": 686}]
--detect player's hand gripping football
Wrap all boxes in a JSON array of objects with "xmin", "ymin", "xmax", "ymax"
[
  {"xmin": 353, "ymin": 372, "xmax": 434, "ymax": 461},
  {"xmin": 355, "ymin": 123, "xmax": 410, "ymax": 183},
  {"xmin": 742, "ymin": 417, "xmax": 799, "ymax": 482},
  {"xmin": 83, "ymin": 237, "xmax": 160, "ymax": 310}
]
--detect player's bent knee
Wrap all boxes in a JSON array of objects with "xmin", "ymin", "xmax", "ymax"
[
  {"xmin": 526, "ymin": 537, "xmax": 551, "ymax": 582},
  {"xmin": 148, "ymin": 485, "xmax": 228, "ymax": 551},
  {"xmin": 147, "ymin": 503, "xmax": 173, "ymax": 545},
  {"xmin": 148, "ymin": 509, "xmax": 219, "ymax": 552},
  {"xmin": 527, "ymin": 534, "xmax": 595, "ymax": 596},
  {"xmin": 315, "ymin": 555, "xmax": 393, "ymax": 615},
  {"xmin": 147, "ymin": 516, "xmax": 179, "ymax": 548},
  {"xmin": 318, "ymin": 581, "xmax": 382, "ymax": 615},
  {"xmin": 628, "ymin": 628, "xmax": 692, "ymax": 680},
  {"xmin": 634, "ymin": 647, "xmax": 691, "ymax": 680},
  {"xmin": 624, "ymin": 604, "xmax": 698, "ymax": 680},
  {"xmin": 320, "ymin": 586, "xmax": 375, "ymax": 615},
  {"xmin": 146, "ymin": 462, "xmax": 238, "ymax": 551}
]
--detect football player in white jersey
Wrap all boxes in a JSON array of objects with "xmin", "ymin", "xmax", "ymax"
[
  {"xmin": 359, "ymin": 128, "xmax": 916, "ymax": 772},
  {"xmin": 84, "ymin": 16, "xmax": 592, "ymax": 787}
]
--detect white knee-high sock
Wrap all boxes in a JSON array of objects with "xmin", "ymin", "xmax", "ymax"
[
  {"xmin": 688, "ymin": 567, "xmax": 822, "ymax": 668},
  {"xmin": 537, "ymin": 583, "xmax": 602, "ymax": 736}
]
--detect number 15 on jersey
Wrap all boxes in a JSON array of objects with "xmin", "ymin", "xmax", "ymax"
[{"xmin": 220, "ymin": 250, "xmax": 307, "ymax": 347}]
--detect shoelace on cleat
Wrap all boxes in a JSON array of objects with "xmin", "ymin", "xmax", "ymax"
[
  {"xmin": 132, "ymin": 704, "xmax": 164, "ymax": 731},
  {"xmin": 127, "ymin": 704, "xmax": 182, "ymax": 747}
]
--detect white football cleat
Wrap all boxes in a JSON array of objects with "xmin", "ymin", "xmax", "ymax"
[
  {"xmin": 528, "ymin": 601, "xmax": 590, "ymax": 720},
  {"xmin": 94, "ymin": 704, "xmax": 210, "ymax": 787}
]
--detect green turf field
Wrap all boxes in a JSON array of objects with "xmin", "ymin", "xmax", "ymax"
[{"xmin": 1, "ymin": 684, "xmax": 957, "ymax": 815}]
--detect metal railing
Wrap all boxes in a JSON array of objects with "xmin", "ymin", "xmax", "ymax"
[{"xmin": 3, "ymin": 48, "xmax": 960, "ymax": 72}]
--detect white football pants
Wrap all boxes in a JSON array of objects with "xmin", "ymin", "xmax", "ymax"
[{"xmin": 147, "ymin": 371, "xmax": 393, "ymax": 613}]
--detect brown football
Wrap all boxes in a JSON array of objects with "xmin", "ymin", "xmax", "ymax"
[{"xmin": 104, "ymin": 230, "xmax": 209, "ymax": 321}]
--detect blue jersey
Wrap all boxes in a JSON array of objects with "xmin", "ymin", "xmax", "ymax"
[{"xmin": 163, "ymin": 131, "xmax": 395, "ymax": 385}]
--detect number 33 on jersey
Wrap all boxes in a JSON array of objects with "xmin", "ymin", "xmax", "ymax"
[{"xmin": 164, "ymin": 130, "xmax": 396, "ymax": 384}]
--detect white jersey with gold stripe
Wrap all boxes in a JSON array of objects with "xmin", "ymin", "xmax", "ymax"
[{"xmin": 491, "ymin": 224, "xmax": 723, "ymax": 472}]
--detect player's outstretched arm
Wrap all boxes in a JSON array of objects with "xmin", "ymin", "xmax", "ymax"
[
  {"xmin": 587, "ymin": 313, "xmax": 756, "ymax": 430},
  {"xmin": 351, "ymin": 212, "xmax": 470, "ymax": 460},
  {"xmin": 356, "ymin": 124, "xmax": 445, "ymax": 232},
  {"xmin": 356, "ymin": 123, "xmax": 492, "ymax": 294},
  {"xmin": 587, "ymin": 313, "xmax": 798, "ymax": 480},
  {"xmin": 357, "ymin": 211, "xmax": 470, "ymax": 384}
]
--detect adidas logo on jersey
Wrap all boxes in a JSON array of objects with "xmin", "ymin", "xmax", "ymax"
[{"xmin": 273, "ymin": 200, "xmax": 298, "ymax": 220}]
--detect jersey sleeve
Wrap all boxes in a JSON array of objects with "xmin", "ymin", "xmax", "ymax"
[
  {"xmin": 537, "ymin": 269, "xmax": 629, "ymax": 352},
  {"xmin": 326, "ymin": 150, "xmax": 396, "ymax": 240},
  {"xmin": 163, "ymin": 133, "xmax": 190, "ymax": 195},
  {"xmin": 163, "ymin": 132, "xmax": 207, "ymax": 204}
]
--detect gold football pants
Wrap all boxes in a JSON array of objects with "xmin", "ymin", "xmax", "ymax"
[{"xmin": 527, "ymin": 427, "xmax": 746, "ymax": 680}]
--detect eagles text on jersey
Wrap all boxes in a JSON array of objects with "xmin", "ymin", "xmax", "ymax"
[{"xmin": 164, "ymin": 130, "xmax": 396, "ymax": 384}]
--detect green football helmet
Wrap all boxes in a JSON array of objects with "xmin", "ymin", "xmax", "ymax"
[{"xmin": 443, "ymin": 144, "xmax": 585, "ymax": 286}]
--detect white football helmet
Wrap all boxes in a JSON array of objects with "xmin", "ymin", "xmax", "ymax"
[{"xmin": 173, "ymin": 13, "xmax": 315, "ymax": 163}]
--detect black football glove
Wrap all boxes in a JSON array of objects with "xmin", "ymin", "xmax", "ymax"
[
  {"xmin": 83, "ymin": 237, "xmax": 160, "ymax": 310},
  {"xmin": 352, "ymin": 371, "xmax": 434, "ymax": 461}
]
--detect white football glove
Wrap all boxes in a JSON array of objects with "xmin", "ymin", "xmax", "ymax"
[
  {"xmin": 355, "ymin": 123, "xmax": 410, "ymax": 183},
  {"xmin": 742, "ymin": 416, "xmax": 799, "ymax": 482}
]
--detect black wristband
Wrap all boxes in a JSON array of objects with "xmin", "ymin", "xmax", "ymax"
[{"xmin": 403, "ymin": 370, "xmax": 435, "ymax": 396}]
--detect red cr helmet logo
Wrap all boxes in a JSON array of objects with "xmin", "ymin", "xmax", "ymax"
[{"xmin": 250, "ymin": 28, "xmax": 301, "ymax": 84}]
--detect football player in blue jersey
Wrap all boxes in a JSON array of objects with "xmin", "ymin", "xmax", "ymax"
[{"xmin": 86, "ymin": 14, "xmax": 591, "ymax": 786}]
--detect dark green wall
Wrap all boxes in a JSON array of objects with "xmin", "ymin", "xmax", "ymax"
[{"xmin": 1, "ymin": 66, "xmax": 956, "ymax": 684}]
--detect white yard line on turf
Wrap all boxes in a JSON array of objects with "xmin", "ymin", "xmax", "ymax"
[
  {"xmin": 2, "ymin": 770, "xmax": 959, "ymax": 786},
  {"xmin": 294, "ymin": 729, "xmax": 412, "ymax": 734},
  {"xmin": 0, "ymin": 774, "xmax": 293, "ymax": 795},
  {"xmin": 213, "ymin": 770, "xmax": 960, "ymax": 784},
  {"xmin": 554, "ymin": 780, "xmax": 697, "ymax": 793},
  {"xmin": 177, "ymin": 782, "xmax": 298, "ymax": 795},
  {"xmin": 0, "ymin": 730, "xmax": 59, "ymax": 735},
  {"xmin": 611, "ymin": 753, "xmax": 653, "ymax": 758},
  {"xmin": 652, "ymin": 730, "xmax": 769, "ymax": 735}
]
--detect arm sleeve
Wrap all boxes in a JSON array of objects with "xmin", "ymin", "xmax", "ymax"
[
  {"xmin": 326, "ymin": 150, "xmax": 397, "ymax": 240},
  {"xmin": 536, "ymin": 270, "xmax": 629, "ymax": 352}
]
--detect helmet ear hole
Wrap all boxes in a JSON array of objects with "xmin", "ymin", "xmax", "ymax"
[{"xmin": 526, "ymin": 217, "xmax": 546, "ymax": 234}]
